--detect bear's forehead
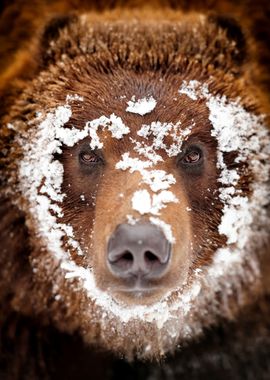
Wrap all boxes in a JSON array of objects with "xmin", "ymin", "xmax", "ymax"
[{"xmin": 59, "ymin": 74, "xmax": 212, "ymax": 141}]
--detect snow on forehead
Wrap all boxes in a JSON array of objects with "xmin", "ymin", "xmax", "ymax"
[
  {"xmin": 179, "ymin": 80, "xmax": 209, "ymax": 100},
  {"xmin": 126, "ymin": 95, "xmax": 157, "ymax": 116}
]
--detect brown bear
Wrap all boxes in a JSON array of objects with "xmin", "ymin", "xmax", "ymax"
[{"xmin": 0, "ymin": 1, "xmax": 270, "ymax": 379}]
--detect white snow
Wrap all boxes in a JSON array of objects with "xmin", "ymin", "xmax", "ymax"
[
  {"xmin": 66, "ymin": 94, "xmax": 84, "ymax": 103},
  {"xmin": 126, "ymin": 214, "xmax": 138, "ymax": 225},
  {"xmin": 142, "ymin": 170, "xmax": 176, "ymax": 192},
  {"xmin": 132, "ymin": 189, "xmax": 152, "ymax": 215},
  {"xmin": 86, "ymin": 114, "xmax": 130, "ymax": 150},
  {"xmin": 126, "ymin": 95, "xmax": 157, "ymax": 116},
  {"xmin": 137, "ymin": 121, "xmax": 192, "ymax": 157},
  {"xmin": 116, "ymin": 152, "xmax": 153, "ymax": 172},
  {"xmin": 179, "ymin": 80, "xmax": 209, "ymax": 100},
  {"xmin": 132, "ymin": 189, "xmax": 178, "ymax": 217},
  {"xmin": 149, "ymin": 217, "xmax": 176, "ymax": 244},
  {"xmin": 131, "ymin": 139, "xmax": 163, "ymax": 164}
]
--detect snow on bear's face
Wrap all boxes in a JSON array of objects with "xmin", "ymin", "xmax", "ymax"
[{"xmin": 10, "ymin": 71, "xmax": 270, "ymax": 358}]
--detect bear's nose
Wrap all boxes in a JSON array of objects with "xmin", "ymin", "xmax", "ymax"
[{"xmin": 107, "ymin": 223, "xmax": 171, "ymax": 282}]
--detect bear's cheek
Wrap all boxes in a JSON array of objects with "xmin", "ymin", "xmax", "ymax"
[{"xmin": 82, "ymin": 169, "xmax": 193, "ymax": 305}]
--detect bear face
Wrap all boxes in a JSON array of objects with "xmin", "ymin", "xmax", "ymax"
[{"xmin": 0, "ymin": 11, "xmax": 270, "ymax": 359}]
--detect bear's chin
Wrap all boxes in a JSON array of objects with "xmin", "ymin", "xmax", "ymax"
[{"xmin": 110, "ymin": 288, "xmax": 167, "ymax": 305}]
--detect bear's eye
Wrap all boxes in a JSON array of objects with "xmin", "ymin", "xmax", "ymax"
[
  {"xmin": 79, "ymin": 151, "xmax": 103, "ymax": 165},
  {"xmin": 178, "ymin": 145, "xmax": 204, "ymax": 171},
  {"xmin": 182, "ymin": 149, "xmax": 202, "ymax": 164}
]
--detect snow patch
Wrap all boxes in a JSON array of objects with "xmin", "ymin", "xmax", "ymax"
[
  {"xmin": 132, "ymin": 189, "xmax": 178, "ymax": 217},
  {"xmin": 179, "ymin": 80, "xmax": 209, "ymax": 100},
  {"xmin": 149, "ymin": 217, "xmax": 176, "ymax": 244},
  {"xmin": 87, "ymin": 114, "xmax": 130, "ymax": 150},
  {"xmin": 126, "ymin": 95, "xmax": 157, "ymax": 116}
]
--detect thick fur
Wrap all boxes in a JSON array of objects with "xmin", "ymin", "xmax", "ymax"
[{"xmin": 0, "ymin": 1, "xmax": 270, "ymax": 379}]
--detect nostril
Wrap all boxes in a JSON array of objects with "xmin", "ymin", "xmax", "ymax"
[
  {"xmin": 110, "ymin": 250, "xmax": 134, "ymax": 271},
  {"xmin": 145, "ymin": 251, "xmax": 159, "ymax": 263},
  {"xmin": 121, "ymin": 251, "xmax": 133, "ymax": 263}
]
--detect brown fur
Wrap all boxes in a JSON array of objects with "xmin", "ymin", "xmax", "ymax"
[{"xmin": 0, "ymin": 1, "xmax": 270, "ymax": 379}]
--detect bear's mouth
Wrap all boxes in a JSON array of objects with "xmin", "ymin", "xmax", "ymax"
[
  {"xmin": 108, "ymin": 285, "xmax": 172, "ymax": 306},
  {"xmin": 112, "ymin": 286, "xmax": 161, "ymax": 298}
]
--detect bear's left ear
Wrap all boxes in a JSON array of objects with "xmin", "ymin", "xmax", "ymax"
[
  {"xmin": 39, "ymin": 13, "xmax": 78, "ymax": 67},
  {"xmin": 208, "ymin": 13, "xmax": 247, "ymax": 66}
]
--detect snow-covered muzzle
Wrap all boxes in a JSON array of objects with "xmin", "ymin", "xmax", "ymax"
[{"xmin": 11, "ymin": 80, "xmax": 270, "ymax": 358}]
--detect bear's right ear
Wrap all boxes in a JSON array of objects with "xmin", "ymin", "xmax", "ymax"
[{"xmin": 39, "ymin": 14, "xmax": 78, "ymax": 67}]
